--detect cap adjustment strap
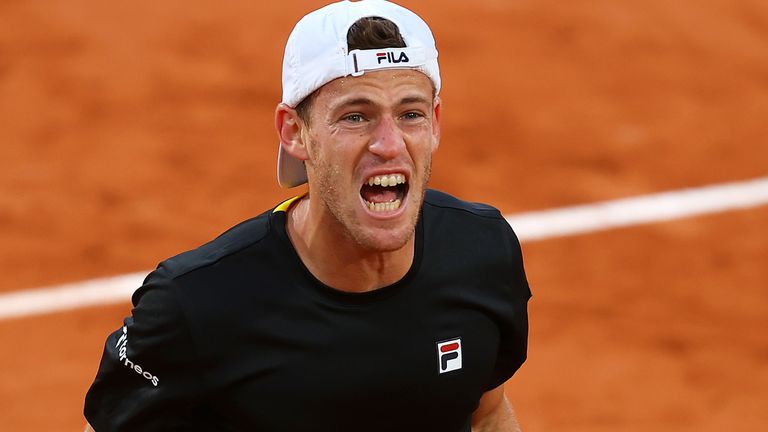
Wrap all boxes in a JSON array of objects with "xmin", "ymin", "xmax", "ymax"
[{"xmin": 345, "ymin": 47, "xmax": 432, "ymax": 77}]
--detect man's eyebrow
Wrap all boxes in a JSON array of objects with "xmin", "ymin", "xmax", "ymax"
[
  {"xmin": 332, "ymin": 97, "xmax": 376, "ymax": 111},
  {"xmin": 330, "ymin": 95, "xmax": 432, "ymax": 112},
  {"xmin": 399, "ymin": 96, "xmax": 431, "ymax": 106}
]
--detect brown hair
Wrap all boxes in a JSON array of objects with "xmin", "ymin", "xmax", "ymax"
[{"xmin": 295, "ymin": 17, "xmax": 407, "ymax": 124}]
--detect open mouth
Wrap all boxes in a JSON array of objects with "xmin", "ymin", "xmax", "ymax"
[{"xmin": 360, "ymin": 173, "xmax": 409, "ymax": 213}]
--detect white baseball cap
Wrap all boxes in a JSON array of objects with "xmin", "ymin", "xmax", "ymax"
[{"xmin": 277, "ymin": 0, "xmax": 441, "ymax": 188}]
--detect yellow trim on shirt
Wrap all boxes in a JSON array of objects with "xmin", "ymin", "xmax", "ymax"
[{"xmin": 273, "ymin": 195, "xmax": 304, "ymax": 213}]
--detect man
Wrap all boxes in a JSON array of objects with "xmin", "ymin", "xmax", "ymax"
[{"xmin": 84, "ymin": 1, "xmax": 531, "ymax": 431}]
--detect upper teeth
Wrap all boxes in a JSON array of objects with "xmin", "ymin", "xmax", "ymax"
[{"xmin": 367, "ymin": 174, "xmax": 406, "ymax": 187}]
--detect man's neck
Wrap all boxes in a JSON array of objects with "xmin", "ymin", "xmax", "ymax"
[{"xmin": 285, "ymin": 195, "xmax": 415, "ymax": 293}]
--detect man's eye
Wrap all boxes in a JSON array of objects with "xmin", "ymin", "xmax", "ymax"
[
  {"xmin": 402, "ymin": 112, "xmax": 424, "ymax": 120},
  {"xmin": 343, "ymin": 114, "xmax": 365, "ymax": 122}
]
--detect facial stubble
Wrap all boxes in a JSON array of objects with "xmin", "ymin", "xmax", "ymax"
[{"xmin": 306, "ymin": 136, "xmax": 432, "ymax": 253}]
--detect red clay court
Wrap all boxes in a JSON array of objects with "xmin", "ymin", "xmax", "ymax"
[{"xmin": 1, "ymin": 0, "xmax": 767, "ymax": 430}]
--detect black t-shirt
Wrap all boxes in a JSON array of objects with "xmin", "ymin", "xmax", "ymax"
[{"xmin": 84, "ymin": 189, "xmax": 531, "ymax": 431}]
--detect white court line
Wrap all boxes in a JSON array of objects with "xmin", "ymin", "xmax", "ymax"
[
  {"xmin": 507, "ymin": 176, "xmax": 768, "ymax": 241},
  {"xmin": 2, "ymin": 177, "xmax": 768, "ymax": 321},
  {"xmin": 0, "ymin": 272, "xmax": 147, "ymax": 321}
]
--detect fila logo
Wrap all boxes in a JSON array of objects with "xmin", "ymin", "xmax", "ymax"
[
  {"xmin": 437, "ymin": 338, "xmax": 462, "ymax": 374},
  {"xmin": 376, "ymin": 51, "xmax": 410, "ymax": 64}
]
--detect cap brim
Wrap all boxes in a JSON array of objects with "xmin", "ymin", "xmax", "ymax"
[{"xmin": 277, "ymin": 143, "xmax": 308, "ymax": 188}]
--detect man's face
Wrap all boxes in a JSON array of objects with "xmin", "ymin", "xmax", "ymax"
[{"xmin": 302, "ymin": 69, "xmax": 440, "ymax": 252}]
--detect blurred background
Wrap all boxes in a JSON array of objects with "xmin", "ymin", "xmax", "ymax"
[{"xmin": 0, "ymin": 0, "xmax": 766, "ymax": 430}]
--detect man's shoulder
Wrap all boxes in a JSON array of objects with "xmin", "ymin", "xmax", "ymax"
[
  {"xmin": 156, "ymin": 207, "xmax": 278, "ymax": 282},
  {"xmin": 420, "ymin": 190, "xmax": 526, "ymax": 289},
  {"xmin": 423, "ymin": 189, "xmax": 504, "ymax": 220},
  {"xmin": 421, "ymin": 189, "xmax": 519, "ymax": 249}
]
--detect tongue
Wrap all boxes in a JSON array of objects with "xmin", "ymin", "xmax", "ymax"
[{"xmin": 361, "ymin": 185, "xmax": 398, "ymax": 204}]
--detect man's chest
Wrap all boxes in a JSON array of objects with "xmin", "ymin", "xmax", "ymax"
[{"xmin": 202, "ymin": 290, "xmax": 501, "ymax": 431}]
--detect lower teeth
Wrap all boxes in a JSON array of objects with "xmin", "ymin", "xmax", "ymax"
[{"xmin": 367, "ymin": 199, "xmax": 402, "ymax": 212}]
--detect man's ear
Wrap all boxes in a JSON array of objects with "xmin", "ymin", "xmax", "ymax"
[
  {"xmin": 275, "ymin": 103, "xmax": 309, "ymax": 161},
  {"xmin": 431, "ymin": 95, "xmax": 442, "ymax": 153}
]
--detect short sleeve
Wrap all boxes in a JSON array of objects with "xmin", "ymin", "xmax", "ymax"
[
  {"xmin": 84, "ymin": 266, "xmax": 207, "ymax": 431},
  {"xmin": 485, "ymin": 223, "xmax": 532, "ymax": 391}
]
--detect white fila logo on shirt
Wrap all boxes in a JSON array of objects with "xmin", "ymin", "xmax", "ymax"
[{"xmin": 437, "ymin": 338, "xmax": 462, "ymax": 374}]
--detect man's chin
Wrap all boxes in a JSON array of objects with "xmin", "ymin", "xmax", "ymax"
[{"xmin": 351, "ymin": 226, "xmax": 415, "ymax": 253}]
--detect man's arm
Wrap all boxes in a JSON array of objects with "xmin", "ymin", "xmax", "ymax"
[
  {"xmin": 84, "ymin": 423, "xmax": 95, "ymax": 432},
  {"xmin": 471, "ymin": 384, "xmax": 522, "ymax": 432}
]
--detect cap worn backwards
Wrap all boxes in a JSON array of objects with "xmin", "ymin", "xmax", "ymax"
[{"xmin": 277, "ymin": 0, "xmax": 441, "ymax": 188}]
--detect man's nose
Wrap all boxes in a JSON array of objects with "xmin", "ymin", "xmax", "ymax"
[{"xmin": 368, "ymin": 116, "xmax": 405, "ymax": 159}]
